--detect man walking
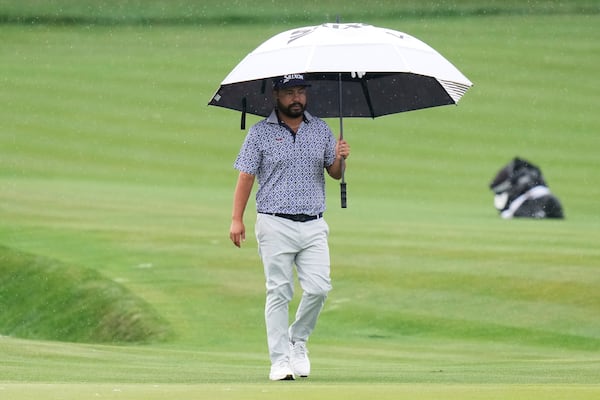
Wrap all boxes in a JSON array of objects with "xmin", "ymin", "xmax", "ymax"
[{"xmin": 229, "ymin": 74, "xmax": 350, "ymax": 381}]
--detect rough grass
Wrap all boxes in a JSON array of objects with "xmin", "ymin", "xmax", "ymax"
[
  {"xmin": 0, "ymin": 245, "xmax": 170, "ymax": 342},
  {"xmin": 1, "ymin": 0, "xmax": 598, "ymax": 25}
]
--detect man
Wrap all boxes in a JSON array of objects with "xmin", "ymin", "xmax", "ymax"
[
  {"xmin": 489, "ymin": 157, "xmax": 564, "ymax": 219},
  {"xmin": 229, "ymin": 74, "xmax": 350, "ymax": 381}
]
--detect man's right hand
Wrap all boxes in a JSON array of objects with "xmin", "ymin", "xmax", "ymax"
[
  {"xmin": 229, "ymin": 219, "xmax": 246, "ymax": 248},
  {"xmin": 230, "ymin": 171, "xmax": 254, "ymax": 248}
]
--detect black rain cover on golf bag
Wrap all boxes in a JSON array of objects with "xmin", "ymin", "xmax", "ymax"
[{"xmin": 489, "ymin": 157, "xmax": 564, "ymax": 219}]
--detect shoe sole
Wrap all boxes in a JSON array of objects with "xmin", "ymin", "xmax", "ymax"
[{"xmin": 269, "ymin": 373, "xmax": 295, "ymax": 381}]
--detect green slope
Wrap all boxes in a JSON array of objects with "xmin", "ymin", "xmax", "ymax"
[{"xmin": 0, "ymin": 245, "xmax": 170, "ymax": 342}]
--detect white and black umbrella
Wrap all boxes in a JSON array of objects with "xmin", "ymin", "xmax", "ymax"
[{"xmin": 209, "ymin": 22, "xmax": 473, "ymax": 207}]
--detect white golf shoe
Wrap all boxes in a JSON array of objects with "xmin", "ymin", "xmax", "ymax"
[
  {"xmin": 269, "ymin": 360, "xmax": 295, "ymax": 381},
  {"xmin": 290, "ymin": 341, "xmax": 310, "ymax": 377}
]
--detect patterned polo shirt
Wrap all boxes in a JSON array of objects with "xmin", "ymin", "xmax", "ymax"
[{"xmin": 234, "ymin": 110, "xmax": 337, "ymax": 215}]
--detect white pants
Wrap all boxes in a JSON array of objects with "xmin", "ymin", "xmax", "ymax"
[{"xmin": 255, "ymin": 213, "xmax": 332, "ymax": 364}]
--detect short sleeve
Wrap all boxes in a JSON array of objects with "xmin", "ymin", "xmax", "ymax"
[
  {"xmin": 324, "ymin": 127, "xmax": 337, "ymax": 168},
  {"xmin": 234, "ymin": 128, "xmax": 261, "ymax": 175}
]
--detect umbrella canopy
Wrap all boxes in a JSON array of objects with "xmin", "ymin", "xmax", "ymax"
[{"xmin": 208, "ymin": 22, "xmax": 472, "ymax": 119}]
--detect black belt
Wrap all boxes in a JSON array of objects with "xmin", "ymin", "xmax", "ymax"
[{"xmin": 259, "ymin": 212, "xmax": 323, "ymax": 222}]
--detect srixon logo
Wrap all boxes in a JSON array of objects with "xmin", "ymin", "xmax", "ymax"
[{"xmin": 282, "ymin": 74, "xmax": 305, "ymax": 84}]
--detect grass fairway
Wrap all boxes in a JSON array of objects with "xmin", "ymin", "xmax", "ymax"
[
  {"xmin": 1, "ymin": 384, "xmax": 599, "ymax": 400},
  {"xmin": 1, "ymin": 1, "xmax": 599, "ymax": 398}
]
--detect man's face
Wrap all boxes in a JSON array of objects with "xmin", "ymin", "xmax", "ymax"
[{"xmin": 275, "ymin": 86, "xmax": 307, "ymax": 118}]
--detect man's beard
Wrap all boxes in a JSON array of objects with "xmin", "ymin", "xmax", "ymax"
[{"xmin": 277, "ymin": 100, "xmax": 306, "ymax": 118}]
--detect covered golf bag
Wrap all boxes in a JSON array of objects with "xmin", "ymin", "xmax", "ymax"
[{"xmin": 489, "ymin": 157, "xmax": 564, "ymax": 219}]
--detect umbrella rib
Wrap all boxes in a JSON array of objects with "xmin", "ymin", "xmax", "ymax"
[
  {"xmin": 360, "ymin": 79, "xmax": 376, "ymax": 118},
  {"xmin": 304, "ymin": 45, "xmax": 316, "ymax": 74},
  {"xmin": 438, "ymin": 79, "xmax": 471, "ymax": 103}
]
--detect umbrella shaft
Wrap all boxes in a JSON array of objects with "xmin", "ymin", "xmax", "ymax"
[
  {"xmin": 338, "ymin": 72, "xmax": 343, "ymax": 140},
  {"xmin": 338, "ymin": 72, "xmax": 347, "ymax": 209}
]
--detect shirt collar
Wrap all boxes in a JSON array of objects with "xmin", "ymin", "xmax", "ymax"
[{"xmin": 267, "ymin": 109, "xmax": 313, "ymax": 125}]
